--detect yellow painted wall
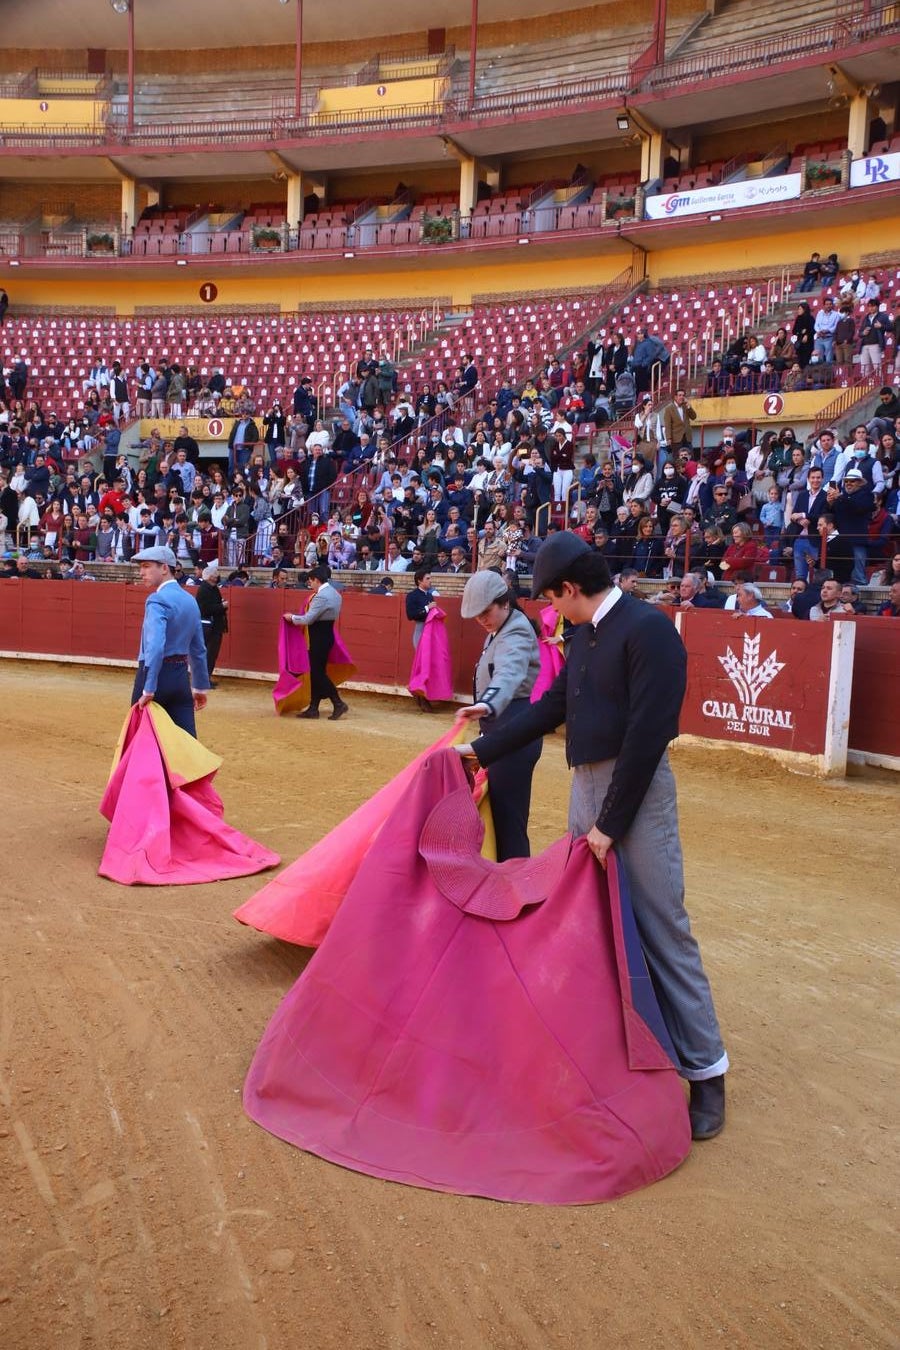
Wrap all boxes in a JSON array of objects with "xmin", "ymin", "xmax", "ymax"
[
  {"xmin": 648, "ymin": 217, "xmax": 893, "ymax": 284},
  {"xmin": 314, "ymin": 78, "xmax": 447, "ymax": 117},
  {"xmin": 693, "ymin": 392, "xmax": 835, "ymax": 424},
  {"xmin": 0, "ymin": 97, "xmax": 105, "ymax": 128},
  {"xmin": 7, "ymin": 255, "xmax": 631, "ymax": 313}
]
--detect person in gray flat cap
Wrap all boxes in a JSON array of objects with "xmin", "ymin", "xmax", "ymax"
[
  {"xmin": 453, "ymin": 568, "xmax": 541, "ymax": 860},
  {"xmin": 131, "ymin": 544, "xmax": 211, "ymax": 736},
  {"xmin": 454, "ymin": 531, "xmax": 729, "ymax": 1142}
]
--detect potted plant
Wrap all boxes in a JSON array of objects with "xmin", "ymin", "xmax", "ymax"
[
  {"xmin": 805, "ymin": 161, "xmax": 841, "ymax": 190},
  {"xmin": 253, "ymin": 226, "xmax": 283, "ymax": 252},
  {"xmin": 86, "ymin": 232, "xmax": 115, "ymax": 255},
  {"xmin": 421, "ymin": 214, "xmax": 453, "ymax": 245},
  {"xmin": 610, "ymin": 196, "xmax": 636, "ymax": 221}
]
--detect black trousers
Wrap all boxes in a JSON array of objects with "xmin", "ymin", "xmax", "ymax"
[
  {"xmin": 131, "ymin": 659, "xmax": 196, "ymax": 737},
  {"xmin": 203, "ymin": 625, "xmax": 223, "ymax": 679},
  {"xmin": 308, "ymin": 620, "xmax": 341, "ymax": 709},
  {"xmin": 481, "ymin": 698, "xmax": 542, "ymax": 862}
]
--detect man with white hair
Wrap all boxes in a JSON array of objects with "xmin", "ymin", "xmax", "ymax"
[
  {"xmin": 734, "ymin": 582, "xmax": 772, "ymax": 618},
  {"xmin": 195, "ymin": 564, "xmax": 229, "ymax": 687}
]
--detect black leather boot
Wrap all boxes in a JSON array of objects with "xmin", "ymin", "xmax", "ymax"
[{"xmin": 689, "ymin": 1075, "xmax": 726, "ymax": 1140}]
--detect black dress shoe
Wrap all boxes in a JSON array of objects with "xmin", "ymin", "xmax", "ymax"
[
  {"xmin": 297, "ymin": 706, "xmax": 320, "ymax": 719},
  {"xmin": 208, "ymin": 681, "xmax": 219, "ymax": 689},
  {"xmin": 414, "ymin": 693, "xmax": 435, "ymax": 713},
  {"xmin": 689, "ymin": 1075, "xmax": 726, "ymax": 1140},
  {"xmin": 328, "ymin": 701, "xmax": 349, "ymax": 721}
]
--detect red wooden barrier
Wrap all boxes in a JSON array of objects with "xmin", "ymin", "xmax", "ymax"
[{"xmin": 2, "ymin": 581, "xmax": 898, "ymax": 769}]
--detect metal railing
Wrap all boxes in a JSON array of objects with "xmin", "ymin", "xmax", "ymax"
[{"xmin": 640, "ymin": 1, "xmax": 900, "ymax": 91}]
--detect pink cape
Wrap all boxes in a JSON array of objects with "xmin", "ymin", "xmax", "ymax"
[
  {"xmin": 98, "ymin": 704, "xmax": 280, "ymax": 886},
  {"xmin": 244, "ymin": 750, "xmax": 691, "ymax": 1204},
  {"xmin": 273, "ymin": 613, "xmax": 357, "ymax": 715},
  {"xmin": 531, "ymin": 603, "xmax": 565, "ymax": 702},
  {"xmin": 233, "ymin": 727, "xmax": 492, "ymax": 946},
  {"xmin": 408, "ymin": 605, "xmax": 454, "ymax": 702}
]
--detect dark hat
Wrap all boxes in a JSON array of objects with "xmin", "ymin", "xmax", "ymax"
[{"xmin": 530, "ymin": 531, "xmax": 590, "ymax": 599}]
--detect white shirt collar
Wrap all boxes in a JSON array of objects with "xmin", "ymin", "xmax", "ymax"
[
  {"xmin": 157, "ymin": 577, "xmax": 177, "ymax": 591},
  {"xmin": 591, "ymin": 586, "xmax": 623, "ymax": 628}
]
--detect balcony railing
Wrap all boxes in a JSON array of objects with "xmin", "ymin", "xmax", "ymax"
[
  {"xmin": 640, "ymin": 1, "xmax": 900, "ymax": 92},
  {"xmin": 0, "ymin": 6, "xmax": 895, "ymax": 156}
]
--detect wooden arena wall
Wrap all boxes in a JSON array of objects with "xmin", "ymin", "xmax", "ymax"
[{"xmin": 1, "ymin": 581, "xmax": 897, "ymax": 766}]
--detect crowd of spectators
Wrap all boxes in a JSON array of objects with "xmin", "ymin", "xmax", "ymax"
[{"xmin": 1, "ymin": 266, "xmax": 899, "ymax": 618}]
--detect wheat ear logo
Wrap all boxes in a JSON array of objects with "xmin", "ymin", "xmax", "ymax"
[{"xmin": 718, "ymin": 634, "xmax": 785, "ymax": 706}]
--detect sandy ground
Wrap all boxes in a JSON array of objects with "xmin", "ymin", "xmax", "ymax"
[{"xmin": 0, "ymin": 660, "xmax": 897, "ymax": 1350}]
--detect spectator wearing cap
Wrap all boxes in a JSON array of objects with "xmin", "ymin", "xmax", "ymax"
[{"xmin": 826, "ymin": 469, "xmax": 875, "ymax": 585}]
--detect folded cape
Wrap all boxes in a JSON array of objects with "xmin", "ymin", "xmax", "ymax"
[
  {"xmin": 408, "ymin": 605, "xmax": 454, "ymax": 702},
  {"xmin": 234, "ymin": 728, "xmax": 493, "ymax": 946},
  {"xmin": 98, "ymin": 704, "xmax": 280, "ymax": 886},
  {"xmin": 273, "ymin": 613, "xmax": 357, "ymax": 716},
  {"xmin": 531, "ymin": 603, "xmax": 565, "ymax": 702},
  {"xmin": 244, "ymin": 749, "xmax": 691, "ymax": 1204}
]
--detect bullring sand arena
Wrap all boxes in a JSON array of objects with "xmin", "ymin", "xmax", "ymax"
[{"xmin": 1, "ymin": 660, "xmax": 897, "ymax": 1350}]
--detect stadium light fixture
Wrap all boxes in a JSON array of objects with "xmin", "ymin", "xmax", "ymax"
[
  {"xmin": 616, "ymin": 114, "xmax": 630, "ymax": 132},
  {"xmin": 9, "ymin": 259, "xmax": 20, "ymax": 266},
  {"xmin": 709, "ymin": 214, "xmax": 723, "ymax": 222},
  {"xmin": 175, "ymin": 258, "xmax": 188, "ymax": 266},
  {"xmin": 110, "ymin": 0, "xmax": 130, "ymax": 11},
  {"xmin": 517, "ymin": 237, "xmax": 530, "ymax": 245},
  {"xmin": 343, "ymin": 251, "xmax": 355, "ymax": 259}
]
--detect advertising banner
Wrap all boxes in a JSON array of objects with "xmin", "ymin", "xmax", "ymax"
[
  {"xmin": 849, "ymin": 151, "xmax": 900, "ymax": 189},
  {"xmin": 675, "ymin": 611, "xmax": 855, "ymax": 773},
  {"xmin": 644, "ymin": 173, "xmax": 802, "ymax": 220}
]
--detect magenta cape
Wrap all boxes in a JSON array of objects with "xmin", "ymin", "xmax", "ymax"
[
  {"xmin": 408, "ymin": 605, "xmax": 454, "ymax": 702},
  {"xmin": 233, "ymin": 727, "xmax": 490, "ymax": 946},
  {"xmin": 273, "ymin": 614, "xmax": 357, "ymax": 715},
  {"xmin": 244, "ymin": 750, "xmax": 691, "ymax": 1205},
  {"xmin": 98, "ymin": 704, "xmax": 280, "ymax": 886},
  {"xmin": 531, "ymin": 603, "xmax": 565, "ymax": 702}
]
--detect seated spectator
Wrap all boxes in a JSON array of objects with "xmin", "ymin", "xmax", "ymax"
[
  {"xmin": 733, "ymin": 582, "xmax": 772, "ymax": 618},
  {"xmin": 878, "ymin": 580, "xmax": 900, "ymax": 617},
  {"xmin": 720, "ymin": 522, "xmax": 760, "ymax": 581},
  {"xmin": 704, "ymin": 360, "xmax": 730, "ymax": 396},
  {"xmin": 809, "ymin": 577, "xmax": 854, "ymax": 620},
  {"xmin": 732, "ymin": 363, "xmax": 757, "ymax": 395},
  {"xmin": 769, "ymin": 328, "xmax": 796, "ymax": 369},
  {"xmin": 678, "ymin": 571, "xmax": 725, "ymax": 608},
  {"xmin": 797, "ymin": 252, "xmax": 822, "ymax": 293},
  {"xmin": 631, "ymin": 516, "xmax": 664, "ymax": 578}
]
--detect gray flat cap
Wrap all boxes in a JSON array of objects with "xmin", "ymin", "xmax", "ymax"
[
  {"xmin": 132, "ymin": 545, "xmax": 178, "ymax": 566},
  {"xmin": 530, "ymin": 532, "xmax": 590, "ymax": 598},
  {"xmin": 460, "ymin": 568, "xmax": 510, "ymax": 618}
]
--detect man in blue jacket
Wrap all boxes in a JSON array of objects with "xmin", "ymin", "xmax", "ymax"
[
  {"xmin": 827, "ymin": 468, "xmax": 874, "ymax": 585},
  {"xmin": 455, "ymin": 532, "xmax": 728, "ymax": 1140},
  {"xmin": 131, "ymin": 545, "xmax": 211, "ymax": 736}
]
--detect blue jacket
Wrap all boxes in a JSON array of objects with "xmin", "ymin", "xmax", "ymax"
[{"xmin": 139, "ymin": 579, "xmax": 209, "ymax": 694}]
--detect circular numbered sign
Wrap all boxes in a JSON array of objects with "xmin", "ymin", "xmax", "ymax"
[
  {"xmin": 206, "ymin": 418, "xmax": 224, "ymax": 438},
  {"xmin": 39, "ymin": 101, "xmax": 49, "ymax": 113},
  {"xmin": 376, "ymin": 85, "xmax": 387, "ymax": 97},
  {"xmin": 762, "ymin": 393, "xmax": 784, "ymax": 417},
  {"xmin": 199, "ymin": 282, "xmax": 218, "ymax": 303}
]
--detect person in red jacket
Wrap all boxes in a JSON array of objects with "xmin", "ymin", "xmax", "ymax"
[{"xmin": 719, "ymin": 522, "xmax": 760, "ymax": 581}]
